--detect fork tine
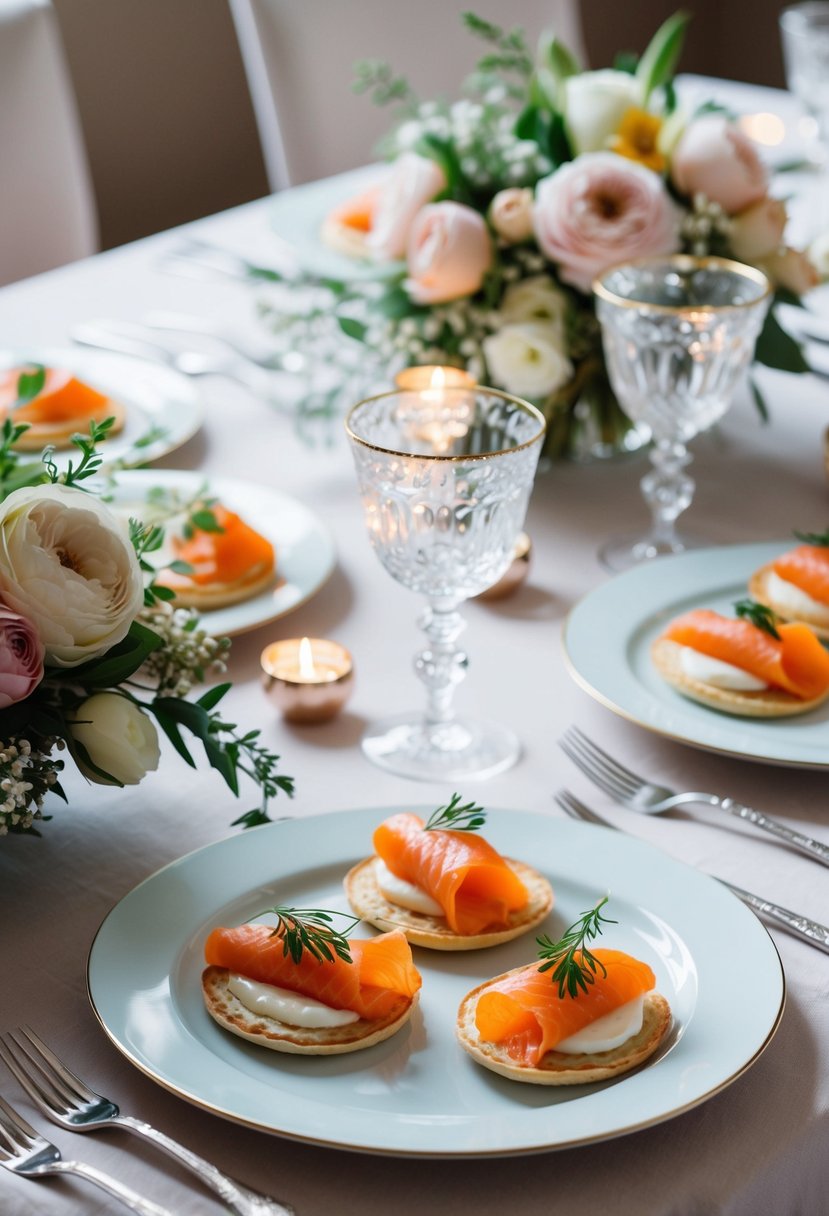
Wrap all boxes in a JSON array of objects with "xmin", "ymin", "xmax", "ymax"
[
  {"xmin": 18, "ymin": 1028, "xmax": 96, "ymax": 1103},
  {"xmin": 0, "ymin": 1094, "xmax": 39, "ymax": 1147},
  {"xmin": 560, "ymin": 727, "xmax": 643, "ymax": 797},
  {"xmin": 554, "ymin": 788, "xmax": 615, "ymax": 829},
  {"xmin": 0, "ymin": 1034, "xmax": 72, "ymax": 1114}
]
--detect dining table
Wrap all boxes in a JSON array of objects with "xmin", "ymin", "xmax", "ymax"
[{"xmin": 1, "ymin": 75, "xmax": 829, "ymax": 1216}]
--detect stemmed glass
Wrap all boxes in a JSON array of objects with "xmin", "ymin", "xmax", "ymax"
[
  {"xmin": 780, "ymin": 3, "xmax": 829, "ymax": 234},
  {"xmin": 594, "ymin": 255, "xmax": 771, "ymax": 571},
  {"xmin": 346, "ymin": 385, "xmax": 545, "ymax": 780}
]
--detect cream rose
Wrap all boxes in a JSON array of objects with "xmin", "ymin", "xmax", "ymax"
[
  {"xmin": 489, "ymin": 187, "xmax": 534, "ymax": 243},
  {"xmin": 0, "ymin": 483, "xmax": 144, "ymax": 669},
  {"xmin": 405, "ymin": 201, "xmax": 492, "ymax": 304},
  {"xmin": 71, "ymin": 692, "xmax": 160, "ymax": 785},
  {"xmin": 563, "ymin": 69, "xmax": 643, "ymax": 155},
  {"xmin": 671, "ymin": 116, "xmax": 767, "ymax": 214},
  {"xmin": 808, "ymin": 229, "xmax": 829, "ymax": 279},
  {"xmin": 483, "ymin": 322, "xmax": 573, "ymax": 399},
  {"xmin": 761, "ymin": 246, "xmax": 819, "ymax": 295},
  {"xmin": 730, "ymin": 198, "xmax": 788, "ymax": 261},
  {"xmin": 533, "ymin": 153, "xmax": 680, "ymax": 293},
  {"xmin": 365, "ymin": 152, "xmax": 447, "ymax": 261},
  {"xmin": 500, "ymin": 275, "xmax": 569, "ymax": 342}
]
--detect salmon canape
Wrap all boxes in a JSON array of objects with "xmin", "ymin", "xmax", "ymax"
[
  {"xmin": 154, "ymin": 503, "xmax": 276, "ymax": 610},
  {"xmin": 457, "ymin": 898, "xmax": 671, "ymax": 1085},
  {"xmin": 0, "ymin": 364, "xmax": 125, "ymax": 450},
  {"xmin": 344, "ymin": 796, "xmax": 554, "ymax": 950},
  {"xmin": 202, "ymin": 909, "xmax": 422, "ymax": 1054},
  {"xmin": 651, "ymin": 601, "xmax": 829, "ymax": 717},
  {"xmin": 750, "ymin": 535, "xmax": 829, "ymax": 639},
  {"xmin": 320, "ymin": 183, "xmax": 383, "ymax": 258}
]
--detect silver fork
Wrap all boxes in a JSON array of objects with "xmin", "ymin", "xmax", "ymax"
[
  {"xmin": 0, "ymin": 1092, "xmax": 172, "ymax": 1214},
  {"xmin": 0, "ymin": 1028, "xmax": 295, "ymax": 1216},
  {"xmin": 554, "ymin": 788, "xmax": 829, "ymax": 954},
  {"xmin": 559, "ymin": 725, "xmax": 829, "ymax": 868}
]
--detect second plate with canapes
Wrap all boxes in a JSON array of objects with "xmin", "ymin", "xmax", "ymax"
[
  {"xmin": 87, "ymin": 805, "xmax": 783, "ymax": 1156},
  {"xmin": 564, "ymin": 541, "xmax": 829, "ymax": 769}
]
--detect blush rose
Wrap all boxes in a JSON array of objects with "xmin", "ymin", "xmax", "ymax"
[{"xmin": 0, "ymin": 608, "xmax": 43, "ymax": 708}]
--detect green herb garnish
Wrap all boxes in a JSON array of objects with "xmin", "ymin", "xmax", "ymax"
[
  {"xmin": 14, "ymin": 364, "xmax": 46, "ymax": 406},
  {"xmin": 536, "ymin": 895, "xmax": 616, "ymax": 999},
  {"xmin": 255, "ymin": 906, "xmax": 360, "ymax": 965},
  {"xmin": 794, "ymin": 528, "xmax": 829, "ymax": 547},
  {"xmin": 424, "ymin": 792, "xmax": 486, "ymax": 832},
  {"xmin": 734, "ymin": 598, "xmax": 780, "ymax": 639}
]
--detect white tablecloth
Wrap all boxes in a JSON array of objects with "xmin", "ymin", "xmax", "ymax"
[{"xmin": 2, "ymin": 80, "xmax": 829, "ymax": 1216}]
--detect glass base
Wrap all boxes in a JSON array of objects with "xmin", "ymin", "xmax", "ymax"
[
  {"xmin": 599, "ymin": 529, "xmax": 709, "ymax": 573},
  {"xmin": 361, "ymin": 713, "xmax": 520, "ymax": 781}
]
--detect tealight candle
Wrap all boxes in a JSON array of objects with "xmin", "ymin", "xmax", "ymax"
[
  {"xmin": 260, "ymin": 637, "xmax": 354, "ymax": 723},
  {"xmin": 476, "ymin": 532, "xmax": 532, "ymax": 601},
  {"xmin": 394, "ymin": 365, "xmax": 477, "ymax": 391},
  {"xmin": 394, "ymin": 365, "xmax": 476, "ymax": 453}
]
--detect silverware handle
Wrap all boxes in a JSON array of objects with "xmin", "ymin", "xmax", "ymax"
[
  {"xmin": 719, "ymin": 798, "xmax": 829, "ymax": 868},
  {"xmin": 725, "ymin": 883, "xmax": 829, "ymax": 953},
  {"xmin": 72, "ymin": 326, "xmax": 173, "ymax": 365},
  {"xmin": 117, "ymin": 1115, "xmax": 295, "ymax": 1216},
  {"xmin": 54, "ymin": 1159, "xmax": 173, "ymax": 1216}
]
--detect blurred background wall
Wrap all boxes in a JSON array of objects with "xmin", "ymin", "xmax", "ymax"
[{"xmin": 50, "ymin": 0, "xmax": 790, "ymax": 253}]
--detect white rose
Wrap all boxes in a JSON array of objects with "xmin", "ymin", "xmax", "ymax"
[
  {"xmin": 71, "ymin": 692, "xmax": 160, "ymax": 785},
  {"xmin": 483, "ymin": 322, "xmax": 573, "ymax": 399},
  {"xmin": 489, "ymin": 188, "xmax": 535, "ymax": 243},
  {"xmin": 730, "ymin": 198, "xmax": 788, "ymax": 262},
  {"xmin": 563, "ymin": 70, "xmax": 643, "ymax": 155},
  {"xmin": 500, "ymin": 275, "xmax": 569, "ymax": 343},
  {"xmin": 0, "ymin": 483, "xmax": 144, "ymax": 668},
  {"xmin": 809, "ymin": 229, "xmax": 829, "ymax": 279}
]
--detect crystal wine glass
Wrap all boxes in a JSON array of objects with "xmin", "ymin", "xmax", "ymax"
[
  {"xmin": 780, "ymin": 3, "xmax": 829, "ymax": 234},
  {"xmin": 594, "ymin": 255, "xmax": 771, "ymax": 571},
  {"xmin": 346, "ymin": 385, "xmax": 545, "ymax": 780}
]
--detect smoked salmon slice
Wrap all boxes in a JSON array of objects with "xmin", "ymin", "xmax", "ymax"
[
  {"xmin": 661, "ymin": 608, "xmax": 829, "ymax": 701},
  {"xmin": 475, "ymin": 949, "xmax": 655, "ymax": 1067},
  {"xmin": 373, "ymin": 812, "xmax": 529, "ymax": 936},
  {"xmin": 773, "ymin": 545, "xmax": 829, "ymax": 606},
  {"xmin": 163, "ymin": 505, "xmax": 274, "ymax": 588},
  {"xmin": 0, "ymin": 367, "xmax": 110, "ymax": 425},
  {"xmin": 204, "ymin": 923, "xmax": 421, "ymax": 1020}
]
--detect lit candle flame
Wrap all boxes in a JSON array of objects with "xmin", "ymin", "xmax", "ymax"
[{"xmin": 298, "ymin": 636, "xmax": 316, "ymax": 680}]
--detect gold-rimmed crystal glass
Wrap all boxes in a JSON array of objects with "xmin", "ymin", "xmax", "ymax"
[
  {"xmin": 346, "ymin": 385, "xmax": 545, "ymax": 780},
  {"xmin": 594, "ymin": 255, "xmax": 772, "ymax": 571}
]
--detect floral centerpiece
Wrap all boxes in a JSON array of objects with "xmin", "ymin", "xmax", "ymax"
[
  {"xmin": 0, "ymin": 380, "xmax": 293, "ymax": 838},
  {"xmin": 257, "ymin": 11, "xmax": 817, "ymax": 458}
]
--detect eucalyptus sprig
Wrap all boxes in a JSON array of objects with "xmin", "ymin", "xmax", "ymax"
[
  {"xmin": 43, "ymin": 417, "xmax": 116, "ymax": 488},
  {"xmin": 734, "ymin": 598, "xmax": 780, "ymax": 639},
  {"xmin": 537, "ymin": 895, "xmax": 616, "ymax": 999},
  {"xmin": 424, "ymin": 792, "xmax": 486, "ymax": 832},
  {"xmin": 254, "ymin": 906, "xmax": 360, "ymax": 965},
  {"xmin": 794, "ymin": 528, "xmax": 829, "ymax": 548}
]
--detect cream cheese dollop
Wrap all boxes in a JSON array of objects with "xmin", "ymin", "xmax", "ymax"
[
  {"xmin": 555, "ymin": 995, "xmax": 645, "ymax": 1055},
  {"xmin": 227, "ymin": 974, "xmax": 359, "ymax": 1028},
  {"xmin": 374, "ymin": 858, "xmax": 443, "ymax": 916},
  {"xmin": 678, "ymin": 645, "xmax": 768, "ymax": 691},
  {"xmin": 766, "ymin": 570, "xmax": 829, "ymax": 622}
]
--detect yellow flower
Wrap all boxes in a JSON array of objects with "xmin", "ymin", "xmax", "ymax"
[{"xmin": 611, "ymin": 107, "xmax": 666, "ymax": 173}]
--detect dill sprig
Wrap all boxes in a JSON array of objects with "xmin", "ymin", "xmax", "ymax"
[
  {"xmin": 424, "ymin": 792, "xmax": 486, "ymax": 832},
  {"xmin": 255, "ymin": 906, "xmax": 360, "ymax": 966},
  {"xmin": 734, "ymin": 598, "xmax": 780, "ymax": 639},
  {"xmin": 536, "ymin": 896, "xmax": 616, "ymax": 999},
  {"xmin": 793, "ymin": 528, "xmax": 829, "ymax": 548}
]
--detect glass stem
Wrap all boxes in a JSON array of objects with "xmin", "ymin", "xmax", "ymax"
[
  {"xmin": 414, "ymin": 598, "xmax": 469, "ymax": 727},
  {"xmin": 641, "ymin": 438, "xmax": 695, "ymax": 550}
]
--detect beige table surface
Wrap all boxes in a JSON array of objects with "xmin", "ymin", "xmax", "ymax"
[{"xmin": 2, "ymin": 86, "xmax": 829, "ymax": 1216}]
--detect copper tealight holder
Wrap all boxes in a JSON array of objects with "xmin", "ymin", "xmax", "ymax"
[
  {"xmin": 261, "ymin": 637, "xmax": 354, "ymax": 723},
  {"xmin": 476, "ymin": 531, "xmax": 532, "ymax": 601}
]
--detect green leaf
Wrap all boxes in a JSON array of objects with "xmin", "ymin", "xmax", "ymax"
[
  {"xmin": 152, "ymin": 696, "xmax": 212, "ymax": 740},
  {"xmin": 152, "ymin": 706, "xmax": 197, "ymax": 767},
  {"xmin": 196, "ymin": 682, "xmax": 231, "ymax": 711},
  {"xmin": 514, "ymin": 103, "xmax": 539, "ymax": 141},
  {"xmin": 541, "ymin": 32, "xmax": 580, "ymax": 82},
  {"xmin": 375, "ymin": 285, "xmax": 417, "ymax": 319},
  {"xmin": 15, "ymin": 365, "xmax": 46, "ymax": 404},
  {"xmin": 636, "ymin": 11, "xmax": 691, "ymax": 100},
  {"xmin": 749, "ymin": 377, "xmax": 770, "ymax": 423},
  {"xmin": 414, "ymin": 132, "xmax": 466, "ymax": 198},
  {"xmin": 546, "ymin": 110, "xmax": 573, "ymax": 166},
  {"xmin": 65, "ymin": 621, "xmax": 164, "ymax": 688},
  {"xmin": 204, "ymin": 736, "xmax": 238, "ymax": 792},
  {"xmin": 337, "ymin": 316, "xmax": 368, "ymax": 343},
  {"xmin": 191, "ymin": 508, "xmax": 223, "ymax": 533},
  {"xmin": 613, "ymin": 50, "xmax": 639, "ymax": 75},
  {"xmin": 754, "ymin": 310, "xmax": 810, "ymax": 374},
  {"xmin": 773, "ymin": 286, "xmax": 807, "ymax": 310}
]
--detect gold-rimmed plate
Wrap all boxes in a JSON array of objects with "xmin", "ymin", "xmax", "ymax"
[
  {"xmin": 563, "ymin": 540, "xmax": 829, "ymax": 768},
  {"xmin": 87, "ymin": 807, "xmax": 783, "ymax": 1156}
]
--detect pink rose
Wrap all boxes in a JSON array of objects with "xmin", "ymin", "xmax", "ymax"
[
  {"xmin": 489, "ymin": 187, "xmax": 534, "ymax": 243},
  {"xmin": 405, "ymin": 202, "xmax": 492, "ymax": 304},
  {"xmin": 365, "ymin": 152, "xmax": 447, "ymax": 261},
  {"xmin": 762, "ymin": 246, "xmax": 819, "ymax": 296},
  {"xmin": 533, "ymin": 153, "xmax": 680, "ymax": 293},
  {"xmin": 0, "ymin": 607, "xmax": 43, "ymax": 708},
  {"xmin": 671, "ymin": 116, "xmax": 767, "ymax": 214}
]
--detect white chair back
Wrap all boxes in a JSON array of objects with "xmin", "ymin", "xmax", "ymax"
[
  {"xmin": 0, "ymin": 0, "xmax": 97, "ymax": 285},
  {"xmin": 229, "ymin": 0, "xmax": 585, "ymax": 192}
]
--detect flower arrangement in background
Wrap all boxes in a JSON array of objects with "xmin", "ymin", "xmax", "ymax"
[
  {"xmin": 257, "ymin": 11, "xmax": 817, "ymax": 458},
  {"xmin": 0, "ymin": 377, "xmax": 293, "ymax": 837}
]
